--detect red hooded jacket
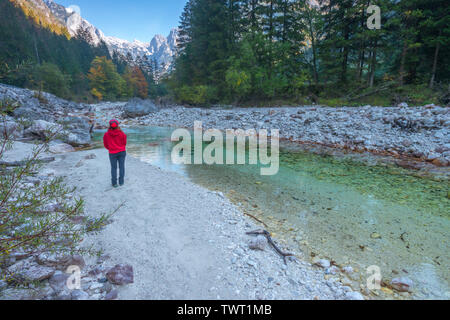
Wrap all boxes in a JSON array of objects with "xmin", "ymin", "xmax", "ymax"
[{"xmin": 103, "ymin": 129, "xmax": 127, "ymax": 154}]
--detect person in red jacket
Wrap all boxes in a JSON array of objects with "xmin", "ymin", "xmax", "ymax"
[{"xmin": 103, "ymin": 119, "xmax": 127, "ymax": 187}]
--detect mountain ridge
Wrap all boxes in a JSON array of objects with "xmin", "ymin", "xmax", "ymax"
[{"xmin": 41, "ymin": 0, "xmax": 178, "ymax": 74}]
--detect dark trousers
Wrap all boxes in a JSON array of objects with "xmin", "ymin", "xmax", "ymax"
[{"xmin": 109, "ymin": 151, "xmax": 126, "ymax": 186}]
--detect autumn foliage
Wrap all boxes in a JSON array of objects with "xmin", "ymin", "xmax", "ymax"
[
  {"xmin": 88, "ymin": 56, "xmax": 150, "ymax": 101},
  {"xmin": 124, "ymin": 66, "xmax": 148, "ymax": 99}
]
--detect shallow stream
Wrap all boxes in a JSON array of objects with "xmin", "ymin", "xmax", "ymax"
[{"xmin": 93, "ymin": 126, "xmax": 449, "ymax": 299}]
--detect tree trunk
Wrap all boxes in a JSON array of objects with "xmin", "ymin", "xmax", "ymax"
[
  {"xmin": 33, "ymin": 35, "xmax": 40, "ymax": 65},
  {"xmin": 399, "ymin": 41, "xmax": 408, "ymax": 86},
  {"xmin": 369, "ymin": 42, "xmax": 377, "ymax": 88},
  {"xmin": 307, "ymin": 9, "xmax": 318, "ymax": 84},
  {"xmin": 357, "ymin": 3, "xmax": 367, "ymax": 82},
  {"xmin": 429, "ymin": 30, "xmax": 442, "ymax": 89},
  {"xmin": 341, "ymin": 25, "xmax": 349, "ymax": 83}
]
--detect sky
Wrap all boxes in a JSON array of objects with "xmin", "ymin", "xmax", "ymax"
[{"xmin": 57, "ymin": 0, "xmax": 187, "ymax": 42}]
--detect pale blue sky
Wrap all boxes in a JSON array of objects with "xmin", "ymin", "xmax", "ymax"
[{"xmin": 57, "ymin": 0, "xmax": 187, "ymax": 41}]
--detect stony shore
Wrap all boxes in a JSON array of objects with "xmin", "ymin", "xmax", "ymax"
[
  {"xmin": 96, "ymin": 103, "xmax": 450, "ymax": 168},
  {"xmin": 1, "ymin": 84, "xmax": 446, "ymax": 300},
  {"xmin": 1, "ymin": 143, "xmax": 363, "ymax": 300}
]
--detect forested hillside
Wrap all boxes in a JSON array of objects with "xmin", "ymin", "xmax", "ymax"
[
  {"xmin": 169, "ymin": 0, "xmax": 449, "ymax": 106},
  {"xmin": 0, "ymin": 0, "xmax": 161, "ymax": 102}
]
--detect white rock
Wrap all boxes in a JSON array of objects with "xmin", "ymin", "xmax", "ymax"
[
  {"xmin": 49, "ymin": 143, "xmax": 75, "ymax": 154},
  {"xmin": 391, "ymin": 277, "xmax": 414, "ymax": 292},
  {"xmin": 345, "ymin": 291, "xmax": 365, "ymax": 300},
  {"xmin": 248, "ymin": 236, "xmax": 267, "ymax": 251},
  {"xmin": 313, "ymin": 257, "xmax": 331, "ymax": 269}
]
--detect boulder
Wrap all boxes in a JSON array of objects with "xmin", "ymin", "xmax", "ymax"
[
  {"xmin": 12, "ymin": 98, "xmax": 48, "ymax": 121},
  {"xmin": 58, "ymin": 117, "xmax": 92, "ymax": 147},
  {"xmin": 7, "ymin": 257, "xmax": 55, "ymax": 282},
  {"xmin": 48, "ymin": 142, "xmax": 75, "ymax": 154},
  {"xmin": 63, "ymin": 131, "xmax": 91, "ymax": 146},
  {"xmin": 36, "ymin": 253, "xmax": 85, "ymax": 271},
  {"xmin": 0, "ymin": 120, "xmax": 23, "ymax": 139},
  {"xmin": 123, "ymin": 98, "xmax": 158, "ymax": 118},
  {"xmin": 49, "ymin": 272, "xmax": 70, "ymax": 293},
  {"xmin": 106, "ymin": 264, "xmax": 134, "ymax": 285},
  {"xmin": 24, "ymin": 120, "xmax": 63, "ymax": 139}
]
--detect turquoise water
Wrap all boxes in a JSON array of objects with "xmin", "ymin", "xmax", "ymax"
[{"xmin": 93, "ymin": 127, "xmax": 449, "ymax": 299}]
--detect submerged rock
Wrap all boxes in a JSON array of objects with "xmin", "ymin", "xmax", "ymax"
[
  {"xmin": 312, "ymin": 257, "xmax": 331, "ymax": 269},
  {"xmin": 391, "ymin": 277, "xmax": 414, "ymax": 292}
]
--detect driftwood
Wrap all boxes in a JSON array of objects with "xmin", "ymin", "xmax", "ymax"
[
  {"xmin": 0, "ymin": 157, "xmax": 55, "ymax": 167},
  {"xmin": 243, "ymin": 212, "xmax": 268, "ymax": 228},
  {"xmin": 246, "ymin": 229, "xmax": 295, "ymax": 264}
]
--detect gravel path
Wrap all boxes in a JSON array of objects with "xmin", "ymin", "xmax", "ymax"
[{"xmin": 46, "ymin": 148, "xmax": 357, "ymax": 300}]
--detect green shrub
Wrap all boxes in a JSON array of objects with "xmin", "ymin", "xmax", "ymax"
[{"xmin": 174, "ymin": 85, "xmax": 217, "ymax": 106}]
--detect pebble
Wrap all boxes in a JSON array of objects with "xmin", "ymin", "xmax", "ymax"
[
  {"xmin": 105, "ymin": 289, "xmax": 119, "ymax": 300},
  {"xmin": 345, "ymin": 291, "xmax": 365, "ymax": 300},
  {"xmin": 312, "ymin": 257, "xmax": 331, "ymax": 269},
  {"xmin": 71, "ymin": 290, "xmax": 90, "ymax": 300},
  {"xmin": 106, "ymin": 264, "xmax": 134, "ymax": 285},
  {"xmin": 248, "ymin": 235, "xmax": 267, "ymax": 251}
]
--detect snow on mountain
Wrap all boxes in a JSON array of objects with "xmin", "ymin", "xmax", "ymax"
[
  {"xmin": 43, "ymin": 0, "xmax": 105, "ymax": 45},
  {"xmin": 42, "ymin": 0, "xmax": 179, "ymax": 74}
]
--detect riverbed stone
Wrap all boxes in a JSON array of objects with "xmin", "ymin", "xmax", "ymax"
[
  {"xmin": 248, "ymin": 236, "xmax": 267, "ymax": 251},
  {"xmin": 105, "ymin": 289, "xmax": 119, "ymax": 300},
  {"xmin": 49, "ymin": 272, "xmax": 70, "ymax": 293},
  {"xmin": 106, "ymin": 264, "xmax": 134, "ymax": 285},
  {"xmin": 7, "ymin": 257, "xmax": 55, "ymax": 282},
  {"xmin": 49, "ymin": 142, "xmax": 75, "ymax": 154},
  {"xmin": 71, "ymin": 290, "xmax": 89, "ymax": 300},
  {"xmin": 391, "ymin": 277, "xmax": 414, "ymax": 292}
]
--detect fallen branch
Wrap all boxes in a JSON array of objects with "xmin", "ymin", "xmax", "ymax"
[
  {"xmin": 246, "ymin": 229, "xmax": 295, "ymax": 264},
  {"xmin": 0, "ymin": 157, "xmax": 55, "ymax": 167},
  {"xmin": 243, "ymin": 212, "xmax": 268, "ymax": 228}
]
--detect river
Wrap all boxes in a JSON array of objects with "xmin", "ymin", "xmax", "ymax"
[{"xmin": 93, "ymin": 126, "xmax": 449, "ymax": 299}]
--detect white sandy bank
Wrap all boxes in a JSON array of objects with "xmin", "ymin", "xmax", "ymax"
[{"xmin": 5, "ymin": 142, "xmax": 357, "ymax": 300}]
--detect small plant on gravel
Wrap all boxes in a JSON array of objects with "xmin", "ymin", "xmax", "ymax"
[{"xmin": 0, "ymin": 101, "xmax": 112, "ymax": 286}]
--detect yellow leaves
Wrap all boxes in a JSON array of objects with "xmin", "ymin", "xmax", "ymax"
[
  {"xmin": 9, "ymin": 0, "xmax": 70, "ymax": 37},
  {"xmin": 91, "ymin": 88, "xmax": 103, "ymax": 101}
]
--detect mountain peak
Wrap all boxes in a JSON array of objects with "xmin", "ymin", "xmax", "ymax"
[{"xmin": 41, "ymin": 0, "xmax": 178, "ymax": 74}]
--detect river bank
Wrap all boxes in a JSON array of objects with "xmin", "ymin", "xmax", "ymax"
[
  {"xmin": 95, "ymin": 103, "xmax": 450, "ymax": 170},
  {"xmin": 1, "ymin": 142, "xmax": 360, "ymax": 300},
  {"xmin": 1, "ymin": 84, "xmax": 448, "ymax": 300}
]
